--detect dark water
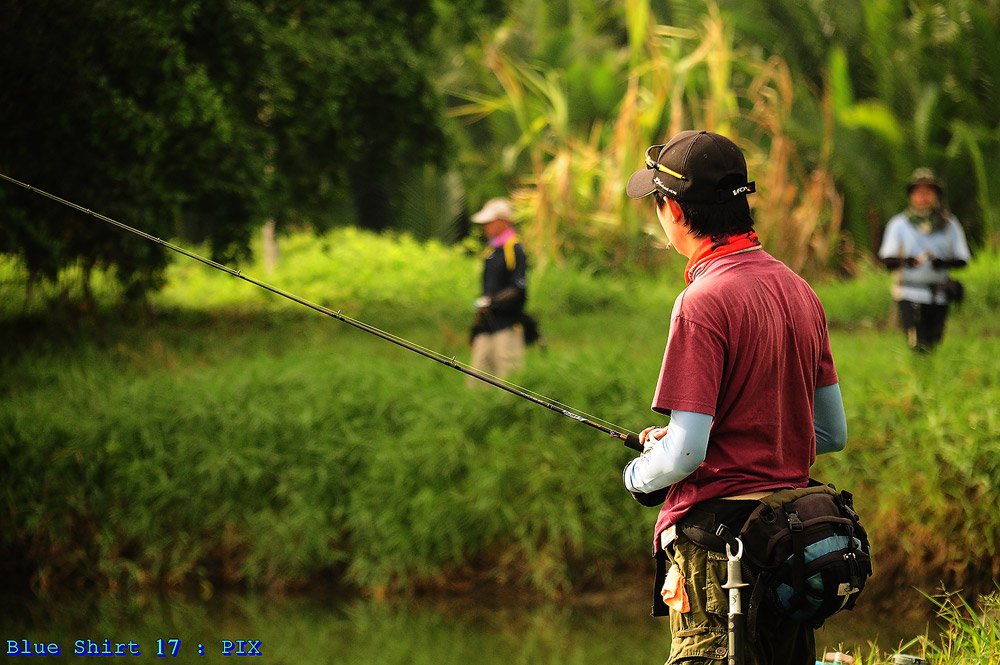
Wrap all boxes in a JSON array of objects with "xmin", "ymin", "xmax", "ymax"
[{"xmin": 2, "ymin": 587, "xmax": 934, "ymax": 664}]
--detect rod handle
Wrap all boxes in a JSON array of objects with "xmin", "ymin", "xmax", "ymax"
[
  {"xmin": 727, "ymin": 611, "xmax": 744, "ymax": 665},
  {"xmin": 623, "ymin": 432, "xmax": 642, "ymax": 452}
]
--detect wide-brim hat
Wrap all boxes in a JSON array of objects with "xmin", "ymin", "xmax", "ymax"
[
  {"xmin": 906, "ymin": 167, "xmax": 943, "ymax": 194},
  {"xmin": 626, "ymin": 130, "xmax": 755, "ymax": 204},
  {"xmin": 472, "ymin": 198, "xmax": 513, "ymax": 224}
]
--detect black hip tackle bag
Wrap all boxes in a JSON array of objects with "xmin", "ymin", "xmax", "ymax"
[{"xmin": 731, "ymin": 482, "xmax": 873, "ymax": 633}]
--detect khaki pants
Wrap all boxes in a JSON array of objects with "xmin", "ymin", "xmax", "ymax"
[
  {"xmin": 467, "ymin": 326, "xmax": 525, "ymax": 387},
  {"xmin": 663, "ymin": 534, "xmax": 816, "ymax": 665}
]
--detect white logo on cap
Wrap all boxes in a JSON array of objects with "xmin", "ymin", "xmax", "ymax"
[{"xmin": 653, "ymin": 176, "xmax": 679, "ymax": 197}]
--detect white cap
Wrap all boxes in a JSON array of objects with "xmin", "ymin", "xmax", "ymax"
[{"xmin": 471, "ymin": 197, "xmax": 513, "ymax": 224}]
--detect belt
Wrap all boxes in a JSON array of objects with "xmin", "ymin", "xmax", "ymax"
[{"xmin": 663, "ymin": 494, "xmax": 771, "ymax": 551}]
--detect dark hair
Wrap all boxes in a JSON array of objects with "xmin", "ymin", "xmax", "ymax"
[
  {"xmin": 672, "ymin": 173, "xmax": 755, "ymax": 237},
  {"xmin": 654, "ymin": 174, "xmax": 755, "ymax": 238},
  {"xmin": 654, "ymin": 193, "xmax": 755, "ymax": 238},
  {"xmin": 677, "ymin": 197, "xmax": 755, "ymax": 238}
]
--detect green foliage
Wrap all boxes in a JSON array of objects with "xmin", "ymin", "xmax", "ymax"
[
  {"xmin": 0, "ymin": 0, "xmax": 269, "ymax": 291},
  {"xmin": 845, "ymin": 589, "xmax": 1000, "ymax": 665},
  {"xmin": 816, "ymin": 322, "xmax": 1000, "ymax": 599},
  {"xmin": 3, "ymin": 224, "xmax": 1000, "ymax": 609},
  {"xmin": 919, "ymin": 589, "xmax": 1000, "ymax": 664},
  {"xmin": 157, "ymin": 227, "xmax": 479, "ymax": 331},
  {"xmin": 742, "ymin": 0, "xmax": 1000, "ymax": 246},
  {"xmin": 0, "ymin": 0, "xmax": 487, "ymax": 299},
  {"xmin": 9, "ymin": 0, "xmax": 1000, "ymax": 301},
  {"xmin": 811, "ymin": 259, "xmax": 899, "ymax": 330},
  {"xmin": 443, "ymin": 0, "xmax": 1000, "ymax": 273}
]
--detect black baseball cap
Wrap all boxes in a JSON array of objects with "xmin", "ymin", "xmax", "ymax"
[{"xmin": 626, "ymin": 130, "xmax": 756, "ymax": 203}]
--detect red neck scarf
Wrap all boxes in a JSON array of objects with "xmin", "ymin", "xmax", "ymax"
[{"xmin": 684, "ymin": 230, "xmax": 762, "ymax": 285}]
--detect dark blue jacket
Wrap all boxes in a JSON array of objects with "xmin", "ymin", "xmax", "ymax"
[{"xmin": 479, "ymin": 236, "xmax": 527, "ymax": 333}]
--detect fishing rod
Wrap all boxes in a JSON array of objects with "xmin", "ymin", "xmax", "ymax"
[{"xmin": 1, "ymin": 172, "xmax": 642, "ymax": 452}]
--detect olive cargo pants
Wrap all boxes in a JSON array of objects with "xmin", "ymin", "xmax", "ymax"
[{"xmin": 661, "ymin": 533, "xmax": 816, "ymax": 665}]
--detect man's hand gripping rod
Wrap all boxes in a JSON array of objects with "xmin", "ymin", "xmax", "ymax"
[{"xmin": 0, "ymin": 173, "xmax": 642, "ymax": 452}]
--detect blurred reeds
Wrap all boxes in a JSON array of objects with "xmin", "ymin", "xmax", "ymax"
[{"xmin": 448, "ymin": 4, "xmax": 870, "ymax": 277}]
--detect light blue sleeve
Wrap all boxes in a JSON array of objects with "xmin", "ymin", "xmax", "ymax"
[
  {"xmin": 623, "ymin": 410, "xmax": 711, "ymax": 494},
  {"xmin": 878, "ymin": 215, "xmax": 905, "ymax": 259},
  {"xmin": 948, "ymin": 217, "xmax": 971, "ymax": 263},
  {"xmin": 815, "ymin": 383, "xmax": 848, "ymax": 455}
]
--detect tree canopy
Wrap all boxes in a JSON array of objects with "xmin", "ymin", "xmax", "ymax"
[
  {"xmin": 3, "ymin": 0, "xmax": 1000, "ymax": 298},
  {"xmin": 0, "ymin": 0, "xmax": 488, "ymax": 297}
]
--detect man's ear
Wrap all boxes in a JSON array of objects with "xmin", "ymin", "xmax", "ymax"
[{"xmin": 665, "ymin": 197, "xmax": 684, "ymax": 223}]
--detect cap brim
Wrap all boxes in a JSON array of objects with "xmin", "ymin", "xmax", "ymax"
[
  {"xmin": 471, "ymin": 210, "xmax": 499, "ymax": 223},
  {"xmin": 626, "ymin": 168, "xmax": 656, "ymax": 199}
]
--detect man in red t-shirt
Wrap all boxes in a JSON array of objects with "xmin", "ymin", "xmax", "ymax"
[{"xmin": 624, "ymin": 130, "xmax": 848, "ymax": 664}]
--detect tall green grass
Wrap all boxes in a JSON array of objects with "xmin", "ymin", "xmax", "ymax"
[
  {"xmin": 918, "ymin": 590, "xmax": 1000, "ymax": 663},
  {"xmin": 2, "ymin": 229, "xmax": 998, "ymax": 613},
  {"xmin": 845, "ymin": 590, "xmax": 1000, "ymax": 665}
]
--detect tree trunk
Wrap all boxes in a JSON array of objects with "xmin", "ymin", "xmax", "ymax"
[{"xmin": 261, "ymin": 219, "xmax": 278, "ymax": 273}]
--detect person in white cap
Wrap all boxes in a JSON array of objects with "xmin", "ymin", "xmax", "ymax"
[{"xmin": 467, "ymin": 197, "xmax": 528, "ymax": 385}]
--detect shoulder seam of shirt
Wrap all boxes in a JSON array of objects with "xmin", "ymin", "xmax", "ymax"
[{"xmin": 670, "ymin": 313, "xmax": 728, "ymax": 345}]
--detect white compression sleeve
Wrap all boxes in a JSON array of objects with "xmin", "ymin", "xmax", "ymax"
[{"xmin": 623, "ymin": 410, "xmax": 711, "ymax": 494}]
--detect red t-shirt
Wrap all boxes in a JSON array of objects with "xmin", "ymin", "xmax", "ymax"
[{"xmin": 651, "ymin": 250, "xmax": 838, "ymax": 547}]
